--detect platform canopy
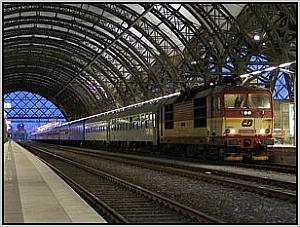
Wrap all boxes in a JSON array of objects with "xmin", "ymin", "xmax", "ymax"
[{"xmin": 3, "ymin": 3, "xmax": 296, "ymax": 120}]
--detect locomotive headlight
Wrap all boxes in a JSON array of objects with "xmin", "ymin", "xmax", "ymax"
[
  {"xmin": 259, "ymin": 128, "xmax": 266, "ymax": 134},
  {"xmin": 225, "ymin": 128, "xmax": 235, "ymax": 134},
  {"xmin": 243, "ymin": 110, "xmax": 252, "ymax": 115},
  {"xmin": 259, "ymin": 128, "xmax": 270, "ymax": 134}
]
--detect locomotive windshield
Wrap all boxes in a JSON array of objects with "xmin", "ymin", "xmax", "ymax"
[
  {"xmin": 225, "ymin": 93, "xmax": 271, "ymax": 109},
  {"xmin": 248, "ymin": 94, "xmax": 271, "ymax": 108},
  {"xmin": 225, "ymin": 94, "xmax": 247, "ymax": 108}
]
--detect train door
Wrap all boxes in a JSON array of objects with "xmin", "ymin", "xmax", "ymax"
[
  {"xmin": 153, "ymin": 112, "xmax": 159, "ymax": 146},
  {"xmin": 107, "ymin": 120, "xmax": 110, "ymax": 143},
  {"xmin": 82, "ymin": 121, "xmax": 85, "ymax": 142},
  {"xmin": 210, "ymin": 95, "xmax": 220, "ymax": 137},
  {"xmin": 210, "ymin": 96, "xmax": 215, "ymax": 133},
  {"xmin": 160, "ymin": 106, "xmax": 164, "ymax": 137}
]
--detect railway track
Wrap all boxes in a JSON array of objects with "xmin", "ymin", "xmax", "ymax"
[
  {"xmin": 211, "ymin": 161, "xmax": 296, "ymax": 174},
  {"xmin": 138, "ymin": 153, "xmax": 296, "ymax": 174},
  {"xmin": 35, "ymin": 142, "xmax": 296, "ymax": 174},
  {"xmin": 24, "ymin": 142, "xmax": 296, "ymax": 204},
  {"xmin": 23, "ymin": 143, "xmax": 222, "ymax": 224}
]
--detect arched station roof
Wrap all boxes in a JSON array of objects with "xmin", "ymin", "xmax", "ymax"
[{"xmin": 3, "ymin": 3, "xmax": 296, "ymax": 120}]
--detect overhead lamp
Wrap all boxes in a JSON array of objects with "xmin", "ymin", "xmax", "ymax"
[{"xmin": 253, "ymin": 34, "xmax": 260, "ymax": 41}]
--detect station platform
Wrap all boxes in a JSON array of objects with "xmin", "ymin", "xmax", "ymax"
[
  {"xmin": 268, "ymin": 144, "xmax": 297, "ymax": 166},
  {"xmin": 3, "ymin": 140, "xmax": 107, "ymax": 223}
]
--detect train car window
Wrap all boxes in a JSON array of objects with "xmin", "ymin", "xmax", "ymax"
[
  {"xmin": 164, "ymin": 104, "xmax": 174, "ymax": 129},
  {"xmin": 145, "ymin": 120, "xmax": 148, "ymax": 128},
  {"xmin": 125, "ymin": 118, "xmax": 128, "ymax": 130},
  {"xmin": 138, "ymin": 117, "xmax": 141, "ymax": 129},
  {"xmin": 140, "ymin": 115, "xmax": 144, "ymax": 129},
  {"xmin": 129, "ymin": 117, "xmax": 133, "ymax": 129},
  {"xmin": 143, "ymin": 114, "xmax": 146, "ymax": 128},
  {"xmin": 110, "ymin": 120, "xmax": 114, "ymax": 131},
  {"xmin": 121, "ymin": 120, "xmax": 124, "ymax": 130},
  {"xmin": 145, "ymin": 114, "xmax": 150, "ymax": 128},
  {"xmin": 194, "ymin": 97, "xmax": 207, "ymax": 127},
  {"xmin": 131, "ymin": 116, "xmax": 138, "ymax": 129},
  {"xmin": 116, "ymin": 121, "xmax": 120, "ymax": 131}
]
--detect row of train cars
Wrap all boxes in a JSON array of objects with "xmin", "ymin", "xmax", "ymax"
[{"xmin": 30, "ymin": 85, "xmax": 275, "ymax": 161}]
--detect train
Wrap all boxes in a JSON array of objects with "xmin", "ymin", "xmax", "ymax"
[
  {"xmin": 13, "ymin": 123, "xmax": 28, "ymax": 141},
  {"xmin": 30, "ymin": 85, "xmax": 274, "ymax": 161},
  {"xmin": 8, "ymin": 123, "xmax": 28, "ymax": 142}
]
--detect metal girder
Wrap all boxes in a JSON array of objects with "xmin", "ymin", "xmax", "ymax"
[
  {"xmin": 232, "ymin": 4, "xmax": 296, "ymax": 100},
  {"xmin": 4, "ymin": 91, "xmax": 67, "ymax": 120},
  {"xmin": 3, "ymin": 3, "xmax": 296, "ymax": 120},
  {"xmin": 51, "ymin": 5, "xmax": 155, "ymax": 100}
]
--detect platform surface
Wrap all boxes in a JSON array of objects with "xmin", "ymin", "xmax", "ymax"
[{"xmin": 3, "ymin": 140, "xmax": 107, "ymax": 223}]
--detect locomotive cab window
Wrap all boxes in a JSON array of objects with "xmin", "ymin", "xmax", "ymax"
[
  {"xmin": 225, "ymin": 94, "xmax": 247, "ymax": 108},
  {"xmin": 194, "ymin": 97, "xmax": 207, "ymax": 127},
  {"xmin": 248, "ymin": 93, "xmax": 271, "ymax": 108}
]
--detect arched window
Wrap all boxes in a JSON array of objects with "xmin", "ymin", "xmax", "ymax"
[{"xmin": 4, "ymin": 91, "xmax": 66, "ymax": 140}]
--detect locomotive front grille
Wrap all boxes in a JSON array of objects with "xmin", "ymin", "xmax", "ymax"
[{"xmin": 238, "ymin": 129, "xmax": 255, "ymax": 134}]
